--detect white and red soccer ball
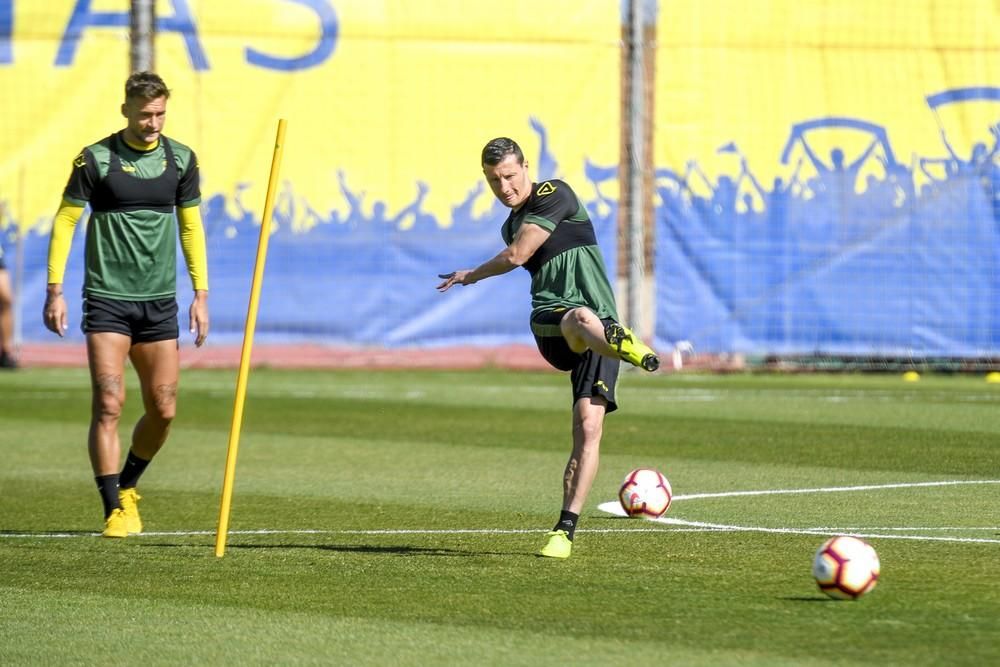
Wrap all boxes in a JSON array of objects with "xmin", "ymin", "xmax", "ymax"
[
  {"xmin": 812, "ymin": 535, "xmax": 880, "ymax": 600},
  {"xmin": 618, "ymin": 468, "xmax": 672, "ymax": 518}
]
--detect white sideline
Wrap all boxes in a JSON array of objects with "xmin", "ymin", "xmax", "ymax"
[
  {"xmin": 598, "ymin": 478, "xmax": 1000, "ymax": 544},
  {"xmin": 671, "ymin": 478, "xmax": 1000, "ymax": 501},
  {"xmin": 2, "ymin": 479, "xmax": 997, "ymax": 544}
]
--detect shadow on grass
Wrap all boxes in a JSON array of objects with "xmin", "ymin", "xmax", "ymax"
[
  {"xmin": 140, "ymin": 541, "xmax": 512, "ymax": 557},
  {"xmin": 779, "ymin": 596, "xmax": 839, "ymax": 603}
]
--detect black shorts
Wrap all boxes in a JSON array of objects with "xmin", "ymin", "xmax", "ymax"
[
  {"xmin": 531, "ymin": 309, "xmax": 620, "ymax": 413},
  {"xmin": 82, "ymin": 295, "xmax": 179, "ymax": 343}
]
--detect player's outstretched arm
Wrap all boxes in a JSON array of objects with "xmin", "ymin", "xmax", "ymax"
[{"xmin": 437, "ymin": 223, "xmax": 550, "ymax": 292}]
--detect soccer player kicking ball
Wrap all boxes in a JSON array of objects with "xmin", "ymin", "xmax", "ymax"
[{"xmin": 437, "ymin": 137, "xmax": 658, "ymax": 559}]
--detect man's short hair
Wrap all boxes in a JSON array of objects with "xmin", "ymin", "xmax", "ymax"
[
  {"xmin": 482, "ymin": 137, "xmax": 524, "ymax": 167},
  {"xmin": 125, "ymin": 71, "xmax": 170, "ymax": 102}
]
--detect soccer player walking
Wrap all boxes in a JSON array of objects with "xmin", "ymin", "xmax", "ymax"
[
  {"xmin": 437, "ymin": 137, "xmax": 658, "ymax": 559},
  {"xmin": 43, "ymin": 72, "xmax": 209, "ymax": 538}
]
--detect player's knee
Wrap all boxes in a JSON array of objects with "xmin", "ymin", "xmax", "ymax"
[
  {"xmin": 91, "ymin": 374, "xmax": 125, "ymax": 423},
  {"xmin": 150, "ymin": 403, "xmax": 176, "ymax": 425},
  {"xmin": 561, "ymin": 307, "xmax": 594, "ymax": 333},
  {"xmin": 574, "ymin": 411, "xmax": 604, "ymax": 444},
  {"xmin": 560, "ymin": 308, "xmax": 597, "ymax": 349},
  {"xmin": 149, "ymin": 388, "xmax": 177, "ymax": 424},
  {"xmin": 92, "ymin": 395, "xmax": 124, "ymax": 424}
]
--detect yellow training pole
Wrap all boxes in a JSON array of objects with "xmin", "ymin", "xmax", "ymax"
[{"xmin": 215, "ymin": 119, "xmax": 287, "ymax": 557}]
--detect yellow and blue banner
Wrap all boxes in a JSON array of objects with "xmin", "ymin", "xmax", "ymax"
[
  {"xmin": 1, "ymin": 0, "xmax": 619, "ymax": 345},
  {"xmin": 654, "ymin": 0, "xmax": 1000, "ymax": 356},
  {"xmin": 2, "ymin": 0, "xmax": 998, "ymax": 356}
]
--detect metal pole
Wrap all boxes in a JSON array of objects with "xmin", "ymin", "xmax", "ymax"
[
  {"xmin": 626, "ymin": 0, "xmax": 645, "ymax": 335},
  {"xmin": 130, "ymin": 0, "xmax": 155, "ymax": 72},
  {"xmin": 622, "ymin": 0, "xmax": 654, "ymax": 336}
]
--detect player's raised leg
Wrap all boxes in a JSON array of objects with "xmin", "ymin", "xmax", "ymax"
[
  {"xmin": 86, "ymin": 332, "xmax": 132, "ymax": 537},
  {"xmin": 118, "ymin": 339, "xmax": 179, "ymax": 534},
  {"xmin": 559, "ymin": 307, "xmax": 659, "ymax": 371}
]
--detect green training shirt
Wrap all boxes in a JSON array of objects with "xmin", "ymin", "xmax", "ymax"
[
  {"xmin": 500, "ymin": 179, "xmax": 619, "ymax": 336},
  {"xmin": 62, "ymin": 131, "xmax": 201, "ymax": 300}
]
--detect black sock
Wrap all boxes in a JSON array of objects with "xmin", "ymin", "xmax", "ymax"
[
  {"xmin": 553, "ymin": 510, "xmax": 579, "ymax": 541},
  {"xmin": 95, "ymin": 474, "xmax": 121, "ymax": 518},
  {"xmin": 118, "ymin": 450, "xmax": 151, "ymax": 489}
]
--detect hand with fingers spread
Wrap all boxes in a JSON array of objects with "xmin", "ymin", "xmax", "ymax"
[{"xmin": 436, "ymin": 271, "xmax": 475, "ymax": 291}]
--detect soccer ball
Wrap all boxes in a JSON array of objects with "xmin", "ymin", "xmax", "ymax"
[
  {"xmin": 618, "ymin": 468, "xmax": 672, "ymax": 518},
  {"xmin": 812, "ymin": 535, "xmax": 880, "ymax": 600}
]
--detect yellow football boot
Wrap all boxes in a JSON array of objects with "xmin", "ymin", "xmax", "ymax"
[
  {"xmin": 538, "ymin": 530, "xmax": 573, "ymax": 559},
  {"xmin": 118, "ymin": 488, "xmax": 143, "ymax": 534},
  {"xmin": 102, "ymin": 508, "xmax": 129, "ymax": 538},
  {"xmin": 604, "ymin": 323, "xmax": 660, "ymax": 371}
]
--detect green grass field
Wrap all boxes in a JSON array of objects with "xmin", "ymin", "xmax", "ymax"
[{"xmin": 1, "ymin": 367, "xmax": 998, "ymax": 665}]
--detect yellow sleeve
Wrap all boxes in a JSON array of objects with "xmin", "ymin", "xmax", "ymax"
[
  {"xmin": 178, "ymin": 205, "xmax": 209, "ymax": 291},
  {"xmin": 47, "ymin": 202, "xmax": 85, "ymax": 284}
]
